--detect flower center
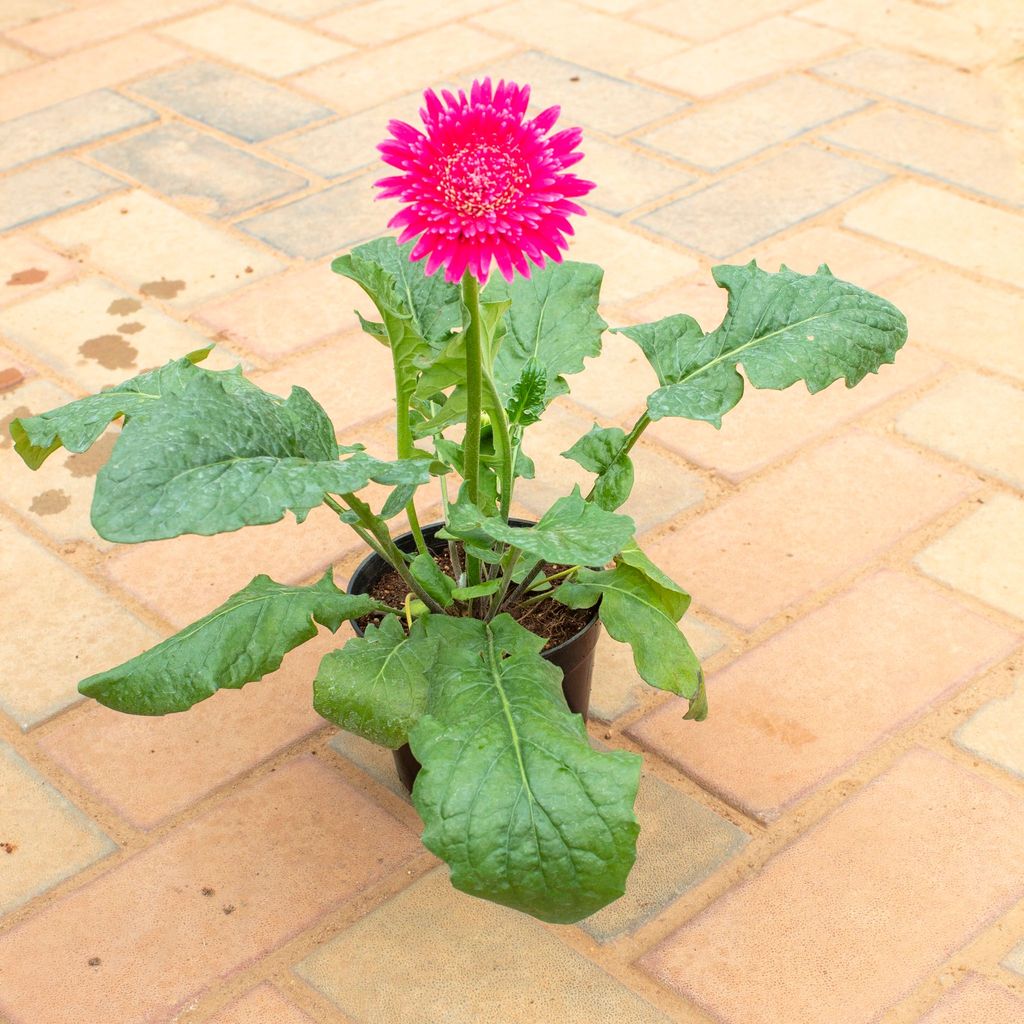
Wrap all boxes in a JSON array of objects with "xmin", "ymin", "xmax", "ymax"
[{"xmin": 438, "ymin": 142, "xmax": 527, "ymax": 217}]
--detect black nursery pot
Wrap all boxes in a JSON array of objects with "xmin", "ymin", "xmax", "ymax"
[{"xmin": 346, "ymin": 519, "xmax": 602, "ymax": 793}]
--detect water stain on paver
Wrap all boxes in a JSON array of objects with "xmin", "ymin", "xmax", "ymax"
[
  {"xmin": 30, "ymin": 489, "xmax": 72, "ymax": 516},
  {"xmin": 6, "ymin": 268, "xmax": 47, "ymax": 286},
  {"xmin": 1, "ymin": 842, "xmax": 15, "ymax": 854},
  {"xmin": 117, "ymin": 322, "xmax": 145, "ymax": 335},
  {"xmin": 140, "ymin": 278, "xmax": 186, "ymax": 300},
  {"xmin": 79, "ymin": 334, "xmax": 138, "ymax": 370},
  {"xmin": 742, "ymin": 709, "xmax": 817, "ymax": 749},
  {"xmin": 65, "ymin": 433, "xmax": 117, "ymax": 478},
  {"xmin": 0, "ymin": 367, "xmax": 25, "ymax": 393},
  {"xmin": 107, "ymin": 297, "xmax": 142, "ymax": 315},
  {"xmin": 0, "ymin": 405, "xmax": 30, "ymax": 448}
]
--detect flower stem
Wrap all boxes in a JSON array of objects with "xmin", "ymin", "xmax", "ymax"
[{"xmin": 461, "ymin": 270, "xmax": 483, "ymax": 587}]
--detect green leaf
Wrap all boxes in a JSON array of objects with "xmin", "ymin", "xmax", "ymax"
[
  {"xmin": 616, "ymin": 539, "xmax": 690, "ymax": 610},
  {"xmin": 556, "ymin": 563, "xmax": 702, "ymax": 709},
  {"xmin": 80, "ymin": 570, "xmax": 384, "ymax": 715},
  {"xmin": 411, "ymin": 614, "xmax": 641, "ymax": 923},
  {"xmin": 618, "ymin": 262, "xmax": 908, "ymax": 427},
  {"xmin": 451, "ymin": 579, "xmax": 501, "ymax": 600},
  {"xmin": 314, "ymin": 615, "xmax": 438, "ymax": 748},
  {"xmin": 89, "ymin": 371, "xmax": 430, "ymax": 542},
  {"xmin": 561, "ymin": 425, "xmax": 635, "ymax": 512},
  {"xmin": 333, "ymin": 237, "xmax": 462, "ymax": 350},
  {"xmin": 409, "ymin": 553, "xmax": 456, "ymax": 609},
  {"xmin": 486, "ymin": 261, "xmax": 606, "ymax": 405},
  {"xmin": 505, "ymin": 357, "xmax": 549, "ymax": 428},
  {"xmin": 444, "ymin": 485, "xmax": 635, "ymax": 567},
  {"xmin": 9, "ymin": 350, "xmax": 211, "ymax": 470}
]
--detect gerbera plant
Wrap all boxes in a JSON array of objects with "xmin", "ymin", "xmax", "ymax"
[{"xmin": 8, "ymin": 79, "xmax": 908, "ymax": 924}]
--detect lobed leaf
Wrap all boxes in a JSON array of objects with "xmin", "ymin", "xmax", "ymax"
[
  {"xmin": 314, "ymin": 615, "xmax": 437, "ymax": 748},
  {"xmin": 618, "ymin": 262, "xmax": 909, "ymax": 427},
  {"xmin": 411, "ymin": 614, "xmax": 641, "ymax": 923},
  {"xmin": 561, "ymin": 425, "xmax": 635, "ymax": 511},
  {"xmin": 81, "ymin": 570, "xmax": 384, "ymax": 715}
]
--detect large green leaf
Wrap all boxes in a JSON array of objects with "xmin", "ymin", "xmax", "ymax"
[
  {"xmin": 81, "ymin": 570, "xmax": 384, "ymax": 715},
  {"xmin": 314, "ymin": 615, "xmax": 437, "ymax": 748},
  {"xmin": 409, "ymin": 553, "xmax": 456, "ymax": 609},
  {"xmin": 617, "ymin": 262, "xmax": 908, "ymax": 426},
  {"xmin": 411, "ymin": 614, "xmax": 641, "ymax": 923},
  {"xmin": 561, "ymin": 425, "xmax": 634, "ymax": 511},
  {"xmin": 556, "ymin": 562, "xmax": 703, "ymax": 716},
  {"xmin": 90, "ymin": 371, "xmax": 429, "ymax": 542},
  {"xmin": 485, "ymin": 261, "xmax": 606, "ymax": 404},
  {"xmin": 444, "ymin": 485, "xmax": 635, "ymax": 567},
  {"xmin": 9, "ymin": 349, "xmax": 211, "ymax": 469}
]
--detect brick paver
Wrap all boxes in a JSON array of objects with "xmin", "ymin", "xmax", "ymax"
[{"xmin": 1, "ymin": 3, "xmax": 1021, "ymax": 1022}]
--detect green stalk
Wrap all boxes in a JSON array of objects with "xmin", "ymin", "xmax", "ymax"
[
  {"xmin": 390, "ymin": 344, "xmax": 429, "ymax": 557},
  {"xmin": 482, "ymin": 372, "xmax": 514, "ymax": 520},
  {"xmin": 461, "ymin": 270, "xmax": 484, "ymax": 588},
  {"xmin": 339, "ymin": 492, "xmax": 445, "ymax": 614}
]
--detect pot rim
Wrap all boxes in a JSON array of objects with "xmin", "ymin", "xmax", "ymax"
[{"xmin": 345, "ymin": 519, "xmax": 601, "ymax": 657}]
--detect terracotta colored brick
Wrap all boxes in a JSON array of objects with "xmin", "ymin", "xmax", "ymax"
[
  {"xmin": 625, "ymin": 274, "xmax": 729, "ymax": 329},
  {"xmin": 1, "ymin": 378, "xmax": 119, "ymax": 546},
  {"xmin": 131, "ymin": 62, "xmax": 331, "ymax": 144},
  {"xmin": 0, "ymin": 757, "xmax": 420, "ymax": 1024},
  {"xmin": 590, "ymin": 616, "xmax": 726, "ymax": 722},
  {"xmin": 919, "ymin": 976, "xmax": 1024, "ymax": 1024},
  {"xmin": 629, "ymin": 571, "xmax": 1020, "ymax": 820},
  {"xmin": 239, "ymin": 173, "xmax": 379, "ymax": 260},
  {"xmin": 0, "ymin": 236, "xmax": 76, "ymax": 306},
  {"xmin": 647, "ymin": 433, "xmax": 976, "ymax": 629},
  {"xmin": 267, "ymin": 91, "xmax": 423, "ymax": 179},
  {"xmin": 825, "ymin": 106, "xmax": 1022, "ymax": 205},
  {"xmin": 0, "ymin": 41, "xmax": 35, "ymax": 73},
  {"xmin": 639, "ymin": 748, "xmax": 1024, "ymax": 1024},
  {"xmin": 568, "ymin": 330, "xmax": 660, "ymax": 420},
  {"xmin": 636, "ymin": 0, "xmax": 794, "ymax": 41},
  {"xmin": 209, "ymin": 983, "xmax": 314, "ymax": 1024},
  {"xmin": 514, "ymin": 401, "xmax": 706, "ymax": 533},
  {"xmin": 0, "ymin": 277, "xmax": 235, "ymax": 393},
  {"xmin": 292, "ymin": 24, "xmax": 515, "ymax": 115},
  {"xmin": 93, "ymin": 124, "xmax": 308, "ymax": 218},
  {"xmin": 916, "ymin": 495, "xmax": 1024, "ymax": 620},
  {"xmin": 641, "ymin": 146, "xmax": 887, "ymax": 259},
  {"xmin": 646, "ymin": 346, "xmax": 943, "ymax": 482},
  {"xmin": 581, "ymin": 136, "xmax": 692, "ymax": 216},
  {"xmin": 0, "ymin": 516, "xmax": 158, "ymax": 729},
  {"xmin": 38, "ymin": 190, "xmax": 284, "ymax": 311},
  {"xmin": 897, "ymin": 373, "xmax": 1024, "ymax": 489},
  {"xmin": 159, "ymin": 5, "xmax": 352, "ymax": 78},
  {"xmin": 470, "ymin": 0, "xmax": 683, "ymax": 76},
  {"xmin": 0, "ymin": 158, "xmax": 122, "ymax": 232},
  {"xmin": 329, "ymin": 723, "xmax": 410, "ymax": 801},
  {"xmin": 815, "ymin": 47, "xmax": 1005, "ymax": 130},
  {"xmin": 800, "ymin": 0, "xmax": 998, "ymax": 66},
  {"xmin": 192, "ymin": 264, "xmax": 362, "ymax": 360},
  {"xmin": 638, "ymin": 74, "xmax": 867, "ymax": 171},
  {"xmin": 886, "ymin": 269, "xmax": 1024, "ymax": 382},
  {"xmin": 0, "ymin": 0, "xmax": 66, "ymax": 32},
  {"xmin": 252, "ymin": 332, "xmax": 395, "ymax": 432},
  {"xmin": 571, "ymin": 214, "xmax": 700, "ymax": 307},
  {"xmin": 296, "ymin": 868, "xmax": 674, "ymax": 1024},
  {"xmin": 742, "ymin": 224, "xmax": 918, "ymax": 291},
  {"xmin": 318, "ymin": 0, "xmax": 485, "ymax": 46},
  {"xmin": 0, "ymin": 34, "xmax": 183, "ymax": 122},
  {"xmin": 0, "ymin": 89, "xmax": 155, "ymax": 172},
  {"xmin": 639, "ymin": 17, "xmax": 849, "ymax": 97},
  {"xmin": 487, "ymin": 51, "xmax": 688, "ymax": 136},
  {"xmin": 249, "ymin": 0, "xmax": 340, "ymax": 16},
  {"xmin": 581, "ymin": 772, "xmax": 747, "ymax": 941},
  {"xmin": 0, "ymin": 742, "xmax": 114, "ymax": 915},
  {"xmin": 6, "ymin": 0, "xmax": 208, "ymax": 55},
  {"xmin": 954, "ymin": 675, "xmax": 1024, "ymax": 782},
  {"xmin": 104, "ymin": 504, "xmax": 364, "ymax": 628},
  {"xmin": 38, "ymin": 632, "xmax": 335, "ymax": 829}
]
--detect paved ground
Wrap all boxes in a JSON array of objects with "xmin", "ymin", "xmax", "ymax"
[{"xmin": 1, "ymin": 1, "xmax": 1023, "ymax": 1022}]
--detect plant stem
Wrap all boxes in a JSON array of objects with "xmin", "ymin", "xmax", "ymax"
[
  {"xmin": 461, "ymin": 270, "xmax": 483, "ymax": 587},
  {"xmin": 485, "ymin": 548, "xmax": 521, "ymax": 620},
  {"xmin": 583, "ymin": 411, "xmax": 650, "ymax": 502},
  {"xmin": 339, "ymin": 492, "xmax": 445, "ymax": 614}
]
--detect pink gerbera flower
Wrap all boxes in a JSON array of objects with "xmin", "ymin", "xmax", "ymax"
[{"xmin": 375, "ymin": 78, "xmax": 595, "ymax": 284}]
